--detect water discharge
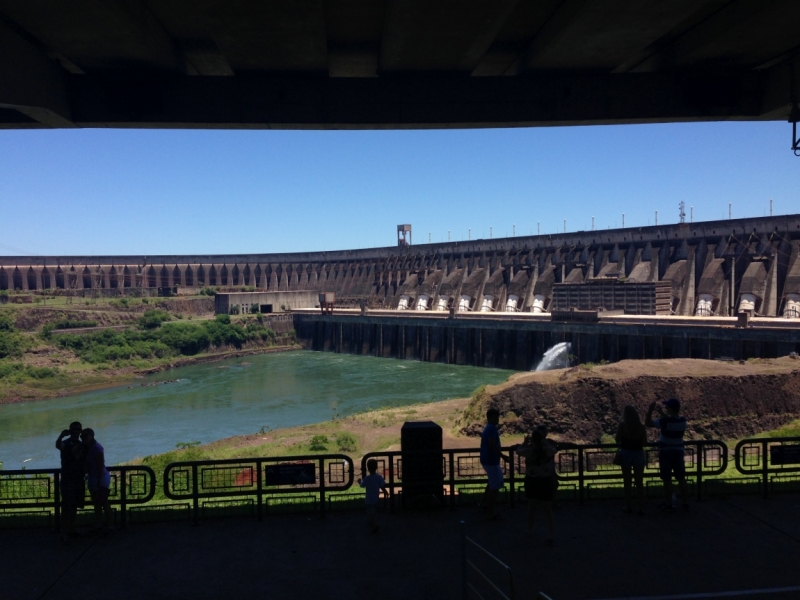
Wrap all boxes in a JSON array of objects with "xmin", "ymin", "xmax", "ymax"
[
  {"xmin": 534, "ymin": 342, "xmax": 573, "ymax": 372},
  {"xmin": 0, "ymin": 351, "xmax": 512, "ymax": 470}
]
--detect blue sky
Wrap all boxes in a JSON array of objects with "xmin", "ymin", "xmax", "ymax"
[{"xmin": 0, "ymin": 122, "xmax": 797, "ymax": 256}]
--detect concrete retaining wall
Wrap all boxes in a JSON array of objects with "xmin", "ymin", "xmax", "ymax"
[{"xmin": 294, "ymin": 313, "xmax": 800, "ymax": 370}]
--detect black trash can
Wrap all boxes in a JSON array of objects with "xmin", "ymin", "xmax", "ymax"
[{"xmin": 401, "ymin": 421, "xmax": 444, "ymax": 506}]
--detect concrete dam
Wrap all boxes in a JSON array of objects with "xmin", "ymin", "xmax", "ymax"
[
  {"xmin": 3, "ymin": 214, "xmax": 800, "ymax": 368},
  {"xmin": 3, "ymin": 214, "xmax": 800, "ymax": 319}
]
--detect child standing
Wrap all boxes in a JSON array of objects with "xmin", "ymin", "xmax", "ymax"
[{"xmin": 358, "ymin": 459, "xmax": 387, "ymax": 533}]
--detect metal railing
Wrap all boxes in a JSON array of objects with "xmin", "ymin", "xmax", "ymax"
[
  {"xmin": 3, "ymin": 438, "xmax": 799, "ymax": 529},
  {"xmin": 362, "ymin": 440, "xmax": 728, "ymax": 509},
  {"xmin": 735, "ymin": 436, "xmax": 800, "ymax": 497},
  {"xmin": 552, "ymin": 440, "xmax": 728, "ymax": 504},
  {"xmin": 361, "ymin": 448, "xmax": 519, "ymax": 511},
  {"xmin": 163, "ymin": 454, "xmax": 354, "ymax": 524},
  {"xmin": 461, "ymin": 521, "xmax": 515, "ymax": 600},
  {"xmin": 0, "ymin": 465, "xmax": 156, "ymax": 529}
]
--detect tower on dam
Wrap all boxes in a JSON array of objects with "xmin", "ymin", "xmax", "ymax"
[{"xmin": 2, "ymin": 214, "xmax": 800, "ymax": 320}]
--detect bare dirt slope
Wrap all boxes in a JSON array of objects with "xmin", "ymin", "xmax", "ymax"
[{"xmin": 461, "ymin": 357, "xmax": 800, "ymax": 442}]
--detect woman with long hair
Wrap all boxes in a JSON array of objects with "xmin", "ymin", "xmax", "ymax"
[{"xmin": 615, "ymin": 405, "xmax": 647, "ymax": 515}]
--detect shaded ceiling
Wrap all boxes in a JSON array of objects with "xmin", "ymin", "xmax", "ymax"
[{"xmin": 1, "ymin": 0, "xmax": 799, "ymax": 129}]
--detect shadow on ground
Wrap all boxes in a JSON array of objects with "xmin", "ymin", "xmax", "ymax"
[{"xmin": 4, "ymin": 494, "xmax": 800, "ymax": 600}]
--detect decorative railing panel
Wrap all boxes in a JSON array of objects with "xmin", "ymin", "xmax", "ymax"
[
  {"xmin": 735, "ymin": 437, "xmax": 800, "ymax": 497},
  {"xmin": 163, "ymin": 454, "xmax": 354, "ymax": 523},
  {"xmin": 0, "ymin": 466, "xmax": 156, "ymax": 529}
]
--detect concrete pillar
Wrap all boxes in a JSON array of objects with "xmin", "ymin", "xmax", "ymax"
[{"xmin": 33, "ymin": 267, "xmax": 43, "ymax": 291}]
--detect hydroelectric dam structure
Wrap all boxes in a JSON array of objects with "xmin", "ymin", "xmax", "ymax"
[{"xmin": 3, "ymin": 214, "xmax": 800, "ymax": 369}]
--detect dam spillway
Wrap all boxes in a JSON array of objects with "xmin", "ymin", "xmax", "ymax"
[{"xmin": 3, "ymin": 214, "xmax": 800, "ymax": 321}]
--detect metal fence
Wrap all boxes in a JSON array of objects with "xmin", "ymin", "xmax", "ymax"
[
  {"xmin": 461, "ymin": 521, "xmax": 516, "ymax": 600},
  {"xmin": 361, "ymin": 448, "xmax": 519, "ymax": 511},
  {"xmin": 361, "ymin": 440, "xmax": 729, "ymax": 509},
  {"xmin": 552, "ymin": 440, "xmax": 728, "ymax": 504},
  {"xmin": 2, "ymin": 437, "xmax": 800, "ymax": 530},
  {"xmin": 734, "ymin": 436, "xmax": 800, "ymax": 497},
  {"xmin": 0, "ymin": 466, "xmax": 155, "ymax": 529},
  {"xmin": 163, "ymin": 454, "xmax": 354, "ymax": 524}
]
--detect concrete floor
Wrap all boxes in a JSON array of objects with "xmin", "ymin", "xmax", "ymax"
[{"xmin": 4, "ymin": 494, "xmax": 800, "ymax": 600}]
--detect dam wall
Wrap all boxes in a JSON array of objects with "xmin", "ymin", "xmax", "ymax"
[
  {"xmin": 2, "ymin": 214, "xmax": 800, "ymax": 318},
  {"xmin": 293, "ymin": 312, "xmax": 800, "ymax": 371}
]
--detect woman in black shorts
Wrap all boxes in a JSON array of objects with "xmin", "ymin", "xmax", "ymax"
[{"xmin": 514, "ymin": 428, "xmax": 558, "ymax": 546}]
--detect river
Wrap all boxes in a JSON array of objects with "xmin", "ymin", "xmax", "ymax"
[{"xmin": 0, "ymin": 351, "xmax": 513, "ymax": 469}]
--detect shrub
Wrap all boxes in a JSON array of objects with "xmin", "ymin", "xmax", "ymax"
[
  {"xmin": 0, "ymin": 363, "xmax": 58, "ymax": 382},
  {"xmin": 250, "ymin": 303, "xmax": 260, "ymax": 314},
  {"xmin": 0, "ymin": 313, "xmax": 14, "ymax": 332},
  {"xmin": 175, "ymin": 441, "xmax": 201, "ymax": 449},
  {"xmin": 335, "ymin": 432, "xmax": 357, "ymax": 452},
  {"xmin": 0, "ymin": 331, "xmax": 28, "ymax": 358},
  {"xmin": 52, "ymin": 319, "xmax": 98, "ymax": 330},
  {"xmin": 215, "ymin": 313, "xmax": 231, "ymax": 325},
  {"xmin": 138, "ymin": 310, "xmax": 172, "ymax": 330},
  {"xmin": 309, "ymin": 435, "xmax": 329, "ymax": 451}
]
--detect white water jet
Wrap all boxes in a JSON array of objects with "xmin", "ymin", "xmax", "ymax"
[{"xmin": 534, "ymin": 342, "xmax": 572, "ymax": 372}]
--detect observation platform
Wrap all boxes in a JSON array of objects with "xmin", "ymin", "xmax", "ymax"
[{"xmin": 5, "ymin": 492, "xmax": 800, "ymax": 600}]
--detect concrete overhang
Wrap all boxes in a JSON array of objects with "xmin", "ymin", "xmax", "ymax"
[{"xmin": 0, "ymin": 0, "xmax": 799, "ymax": 129}]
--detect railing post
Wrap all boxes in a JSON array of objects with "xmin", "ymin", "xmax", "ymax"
[
  {"xmin": 120, "ymin": 468, "xmax": 128, "ymax": 529},
  {"xmin": 578, "ymin": 447, "xmax": 585, "ymax": 506},
  {"xmin": 696, "ymin": 443, "xmax": 703, "ymax": 501},
  {"xmin": 460, "ymin": 520, "xmax": 467, "ymax": 600},
  {"xmin": 388, "ymin": 455, "xmax": 395, "ymax": 514},
  {"xmin": 508, "ymin": 448, "xmax": 515, "ymax": 508},
  {"xmin": 191, "ymin": 464, "xmax": 199, "ymax": 526},
  {"xmin": 449, "ymin": 451, "xmax": 456, "ymax": 511},
  {"xmin": 319, "ymin": 457, "xmax": 326, "ymax": 519},
  {"xmin": 256, "ymin": 459, "xmax": 263, "ymax": 522},
  {"xmin": 762, "ymin": 440, "xmax": 769, "ymax": 499},
  {"xmin": 54, "ymin": 470, "xmax": 61, "ymax": 533}
]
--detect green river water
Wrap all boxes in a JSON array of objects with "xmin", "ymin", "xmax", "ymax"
[{"xmin": 0, "ymin": 351, "xmax": 513, "ymax": 470}]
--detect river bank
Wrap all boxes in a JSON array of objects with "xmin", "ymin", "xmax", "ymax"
[
  {"xmin": 0, "ymin": 343, "xmax": 300, "ymax": 405},
  {"xmin": 130, "ymin": 394, "xmax": 528, "ymax": 475},
  {"xmin": 0, "ymin": 298, "xmax": 299, "ymax": 404}
]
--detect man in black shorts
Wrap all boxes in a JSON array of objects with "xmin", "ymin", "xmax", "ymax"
[
  {"xmin": 56, "ymin": 421, "xmax": 86, "ymax": 542},
  {"xmin": 646, "ymin": 399, "xmax": 689, "ymax": 511}
]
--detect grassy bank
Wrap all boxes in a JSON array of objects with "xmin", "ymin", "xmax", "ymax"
[{"xmin": 0, "ymin": 306, "xmax": 297, "ymax": 403}]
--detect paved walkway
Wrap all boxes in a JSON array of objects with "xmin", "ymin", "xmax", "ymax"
[{"xmin": 4, "ymin": 494, "xmax": 800, "ymax": 600}]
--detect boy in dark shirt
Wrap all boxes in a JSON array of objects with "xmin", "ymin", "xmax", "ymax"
[{"xmin": 55, "ymin": 421, "xmax": 86, "ymax": 542}]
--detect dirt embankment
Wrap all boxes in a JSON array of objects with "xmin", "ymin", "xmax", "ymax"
[
  {"xmin": 11, "ymin": 298, "xmax": 214, "ymax": 331},
  {"xmin": 461, "ymin": 358, "xmax": 800, "ymax": 442}
]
